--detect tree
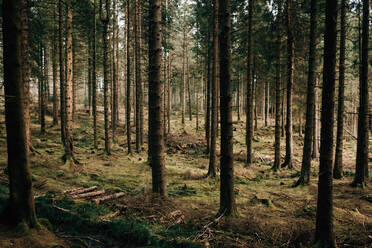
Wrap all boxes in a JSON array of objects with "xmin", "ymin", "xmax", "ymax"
[
  {"xmin": 149, "ymin": 0, "xmax": 166, "ymax": 196},
  {"xmin": 272, "ymin": 0, "xmax": 282, "ymax": 172},
  {"xmin": 281, "ymin": 0, "xmax": 293, "ymax": 169},
  {"xmin": 0, "ymin": 0, "xmax": 39, "ymax": 229},
  {"xmin": 59, "ymin": 0, "xmax": 67, "ymax": 150},
  {"xmin": 52, "ymin": 9, "xmax": 59, "ymax": 127},
  {"xmin": 126, "ymin": 0, "xmax": 132, "ymax": 154},
  {"xmin": 295, "ymin": 0, "xmax": 317, "ymax": 186},
  {"xmin": 218, "ymin": 0, "xmax": 237, "ymax": 216},
  {"xmin": 64, "ymin": 0, "xmax": 75, "ymax": 162},
  {"xmin": 93, "ymin": 0, "xmax": 98, "ymax": 149},
  {"xmin": 246, "ymin": 0, "xmax": 254, "ymax": 166},
  {"xmin": 334, "ymin": 0, "xmax": 347, "ymax": 179},
  {"xmin": 207, "ymin": 0, "xmax": 218, "ymax": 178},
  {"xmin": 100, "ymin": 0, "xmax": 111, "ymax": 155},
  {"xmin": 314, "ymin": 0, "xmax": 338, "ymax": 245},
  {"xmin": 135, "ymin": 0, "xmax": 144, "ymax": 153},
  {"xmin": 352, "ymin": 0, "xmax": 369, "ymax": 187}
]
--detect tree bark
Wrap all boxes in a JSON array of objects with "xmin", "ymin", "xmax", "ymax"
[
  {"xmin": 100, "ymin": 0, "xmax": 111, "ymax": 155},
  {"xmin": 352, "ymin": 0, "xmax": 369, "ymax": 186},
  {"xmin": 135, "ymin": 0, "xmax": 143, "ymax": 152},
  {"xmin": 314, "ymin": 0, "xmax": 337, "ymax": 245},
  {"xmin": 246, "ymin": 0, "xmax": 254, "ymax": 165},
  {"xmin": 273, "ymin": 0, "xmax": 282, "ymax": 171},
  {"xmin": 64, "ymin": 0, "xmax": 74, "ymax": 162},
  {"xmin": 52, "ymin": 11, "xmax": 59, "ymax": 126},
  {"xmin": 126, "ymin": 0, "xmax": 132, "ymax": 154},
  {"xmin": 93, "ymin": 0, "xmax": 98, "ymax": 149},
  {"xmin": 282, "ymin": 0, "xmax": 293, "ymax": 169},
  {"xmin": 218, "ymin": 0, "xmax": 237, "ymax": 217},
  {"xmin": 1, "ymin": 0, "xmax": 39, "ymax": 229},
  {"xmin": 295, "ymin": 0, "xmax": 317, "ymax": 186},
  {"xmin": 59, "ymin": 0, "xmax": 66, "ymax": 149},
  {"xmin": 149, "ymin": 0, "xmax": 166, "ymax": 196},
  {"xmin": 334, "ymin": 0, "xmax": 347, "ymax": 179},
  {"xmin": 207, "ymin": 0, "xmax": 218, "ymax": 178}
]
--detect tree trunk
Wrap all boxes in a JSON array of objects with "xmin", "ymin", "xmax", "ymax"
[
  {"xmin": 59, "ymin": 0, "xmax": 66, "ymax": 148},
  {"xmin": 312, "ymin": 77, "xmax": 320, "ymax": 158},
  {"xmin": 353, "ymin": 0, "xmax": 369, "ymax": 186},
  {"xmin": 282, "ymin": 0, "xmax": 293, "ymax": 169},
  {"xmin": 93, "ymin": 0, "xmax": 98, "ymax": 149},
  {"xmin": 295, "ymin": 0, "xmax": 317, "ymax": 187},
  {"xmin": 205, "ymin": 31, "xmax": 211, "ymax": 153},
  {"xmin": 186, "ymin": 43, "xmax": 192, "ymax": 121},
  {"xmin": 207, "ymin": 0, "xmax": 218, "ymax": 178},
  {"xmin": 273, "ymin": 0, "xmax": 282, "ymax": 171},
  {"xmin": 237, "ymin": 73, "xmax": 240, "ymax": 121},
  {"xmin": 112, "ymin": 0, "xmax": 118, "ymax": 141},
  {"xmin": 181, "ymin": 18, "xmax": 186, "ymax": 127},
  {"xmin": 334, "ymin": 0, "xmax": 347, "ymax": 179},
  {"xmin": 126, "ymin": 0, "xmax": 132, "ymax": 154},
  {"xmin": 218, "ymin": 0, "xmax": 237, "ymax": 217},
  {"xmin": 72, "ymin": 44, "xmax": 77, "ymax": 121},
  {"xmin": 52, "ymin": 12, "xmax": 59, "ymax": 126},
  {"xmin": 64, "ymin": 0, "xmax": 74, "ymax": 162},
  {"xmin": 246, "ymin": 0, "xmax": 254, "ymax": 165},
  {"xmin": 149, "ymin": 0, "xmax": 166, "ymax": 196},
  {"xmin": 100, "ymin": 0, "xmax": 111, "ymax": 155},
  {"xmin": 314, "ymin": 0, "xmax": 337, "ymax": 245},
  {"xmin": 1, "ymin": 0, "xmax": 39, "ymax": 229},
  {"xmin": 88, "ymin": 41, "xmax": 92, "ymax": 116},
  {"xmin": 135, "ymin": 0, "xmax": 143, "ymax": 152}
]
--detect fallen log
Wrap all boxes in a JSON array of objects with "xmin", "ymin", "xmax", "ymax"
[
  {"xmin": 72, "ymin": 190, "xmax": 105, "ymax": 199},
  {"xmin": 65, "ymin": 186, "xmax": 98, "ymax": 195},
  {"xmin": 93, "ymin": 192, "xmax": 125, "ymax": 204}
]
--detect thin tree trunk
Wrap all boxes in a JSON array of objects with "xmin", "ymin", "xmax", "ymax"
[
  {"xmin": 334, "ymin": 0, "xmax": 347, "ymax": 179},
  {"xmin": 273, "ymin": 0, "xmax": 282, "ymax": 171},
  {"xmin": 206, "ymin": 33, "xmax": 211, "ymax": 153},
  {"xmin": 59, "ymin": 0, "xmax": 66, "ymax": 148},
  {"xmin": 207, "ymin": 0, "xmax": 218, "ymax": 178},
  {"xmin": 100, "ymin": 0, "xmax": 111, "ymax": 155},
  {"xmin": 1, "ymin": 0, "xmax": 39, "ymax": 228},
  {"xmin": 237, "ymin": 73, "xmax": 240, "ymax": 121},
  {"xmin": 353, "ymin": 0, "xmax": 369, "ymax": 186},
  {"xmin": 314, "ymin": 0, "xmax": 337, "ymax": 245},
  {"xmin": 72, "ymin": 44, "xmax": 77, "ymax": 121},
  {"xmin": 218, "ymin": 0, "xmax": 236, "ymax": 217},
  {"xmin": 112, "ymin": 0, "xmax": 118, "ymax": 141},
  {"xmin": 181, "ymin": 18, "xmax": 186, "ymax": 127},
  {"xmin": 65, "ymin": 0, "xmax": 74, "ymax": 162},
  {"xmin": 93, "ymin": 0, "xmax": 98, "ymax": 149},
  {"xmin": 149, "ymin": 0, "xmax": 166, "ymax": 196},
  {"xmin": 294, "ymin": 0, "xmax": 317, "ymax": 187},
  {"xmin": 186, "ymin": 44, "xmax": 192, "ymax": 121},
  {"xmin": 52, "ymin": 11, "xmax": 59, "ymax": 126},
  {"xmin": 126, "ymin": 0, "xmax": 132, "ymax": 154},
  {"xmin": 246, "ymin": 0, "xmax": 254, "ymax": 165},
  {"xmin": 282, "ymin": 0, "xmax": 293, "ymax": 169}
]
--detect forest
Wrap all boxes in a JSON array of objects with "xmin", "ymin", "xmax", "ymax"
[{"xmin": 0, "ymin": 0, "xmax": 371, "ymax": 247}]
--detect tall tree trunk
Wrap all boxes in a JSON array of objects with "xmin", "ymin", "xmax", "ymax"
[
  {"xmin": 88, "ymin": 40, "xmax": 92, "ymax": 116},
  {"xmin": 149, "ymin": 0, "xmax": 166, "ymax": 196},
  {"xmin": 59, "ymin": 0, "xmax": 67, "ymax": 151},
  {"xmin": 93, "ymin": 0, "xmax": 98, "ymax": 149},
  {"xmin": 112, "ymin": 0, "xmax": 118, "ymax": 141},
  {"xmin": 40, "ymin": 45, "xmax": 46, "ymax": 135},
  {"xmin": 237, "ymin": 73, "xmax": 240, "ymax": 121},
  {"xmin": 282, "ymin": 0, "xmax": 293, "ymax": 169},
  {"xmin": 1, "ymin": 0, "xmax": 39, "ymax": 229},
  {"xmin": 205, "ymin": 31, "xmax": 211, "ymax": 153},
  {"xmin": 186, "ymin": 44, "xmax": 192, "ymax": 121},
  {"xmin": 218, "ymin": 0, "xmax": 236, "ymax": 217},
  {"xmin": 52, "ymin": 11, "xmax": 59, "ymax": 126},
  {"xmin": 100, "ymin": 0, "xmax": 111, "ymax": 155},
  {"xmin": 135, "ymin": 0, "xmax": 143, "ymax": 152},
  {"xmin": 64, "ymin": 0, "xmax": 74, "ymax": 162},
  {"xmin": 312, "ymin": 77, "xmax": 320, "ymax": 158},
  {"xmin": 72, "ymin": 44, "xmax": 77, "ymax": 121},
  {"xmin": 334, "ymin": 0, "xmax": 347, "ymax": 179},
  {"xmin": 272, "ymin": 0, "xmax": 282, "ymax": 171},
  {"xmin": 314, "ymin": 0, "xmax": 337, "ymax": 245},
  {"xmin": 246, "ymin": 0, "xmax": 254, "ymax": 165},
  {"xmin": 126, "ymin": 0, "xmax": 132, "ymax": 154},
  {"xmin": 167, "ymin": 54, "xmax": 171, "ymax": 134},
  {"xmin": 295, "ymin": 0, "xmax": 317, "ymax": 186},
  {"xmin": 181, "ymin": 18, "xmax": 186, "ymax": 127},
  {"xmin": 353, "ymin": 0, "xmax": 369, "ymax": 186},
  {"xmin": 207, "ymin": 0, "xmax": 218, "ymax": 178}
]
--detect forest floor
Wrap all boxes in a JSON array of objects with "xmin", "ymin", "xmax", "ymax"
[{"xmin": 0, "ymin": 106, "xmax": 371, "ymax": 248}]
